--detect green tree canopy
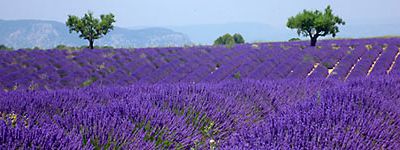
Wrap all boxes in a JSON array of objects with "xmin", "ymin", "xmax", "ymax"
[
  {"xmin": 214, "ymin": 34, "xmax": 235, "ymax": 46},
  {"xmin": 287, "ymin": 5, "xmax": 345, "ymax": 46},
  {"xmin": 66, "ymin": 11, "xmax": 116, "ymax": 49},
  {"xmin": 0, "ymin": 44, "xmax": 13, "ymax": 51},
  {"xmin": 214, "ymin": 33, "xmax": 245, "ymax": 46},
  {"xmin": 233, "ymin": 33, "xmax": 245, "ymax": 44}
]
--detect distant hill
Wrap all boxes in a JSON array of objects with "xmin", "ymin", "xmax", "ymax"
[
  {"xmin": 165, "ymin": 22, "xmax": 400, "ymax": 44},
  {"xmin": 167, "ymin": 23, "xmax": 295, "ymax": 44},
  {"xmin": 2, "ymin": 19, "xmax": 399, "ymax": 49},
  {"xmin": 0, "ymin": 19, "xmax": 192, "ymax": 49},
  {"xmin": 339, "ymin": 24, "xmax": 400, "ymax": 38}
]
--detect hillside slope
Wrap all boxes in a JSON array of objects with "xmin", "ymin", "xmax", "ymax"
[
  {"xmin": 0, "ymin": 38, "xmax": 399, "ymax": 91},
  {"xmin": 0, "ymin": 19, "xmax": 192, "ymax": 49}
]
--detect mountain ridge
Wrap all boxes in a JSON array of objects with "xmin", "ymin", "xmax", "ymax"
[
  {"xmin": 2, "ymin": 19, "xmax": 399, "ymax": 48},
  {"xmin": 0, "ymin": 19, "xmax": 192, "ymax": 49}
]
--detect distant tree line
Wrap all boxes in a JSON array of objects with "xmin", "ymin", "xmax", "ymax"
[
  {"xmin": 0, "ymin": 45, "xmax": 42, "ymax": 51},
  {"xmin": 0, "ymin": 44, "xmax": 13, "ymax": 51},
  {"xmin": 55, "ymin": 45, "xmax": 114, "ymax": 50},
  {"xmin": 288, "ymin": 38, "xmax": 301, "ymax": 42}
]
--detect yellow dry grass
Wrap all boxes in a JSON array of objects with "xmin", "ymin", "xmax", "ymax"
[
  {"xmin": 327, "ymin": 61, "xmax": 340, "ymax": 78},
  {"xmin": 307, "ymin": 63, "xmax": 320, "ymax": 77},
  {"xmin": 386, "ymin": 47, "xmax": 400, "ymax": 74},
  {"xmin": 345, "ymin": 57, "xmax": 362, "ymax": 81},
  {"xmin": 367, "ymin": 50, "xmax": 384, "ymax": 76}
]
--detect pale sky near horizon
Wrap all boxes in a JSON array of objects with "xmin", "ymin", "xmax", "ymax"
[{"xmin": 1, "ymin": 0, "xmax": 399, "ymax": 27}]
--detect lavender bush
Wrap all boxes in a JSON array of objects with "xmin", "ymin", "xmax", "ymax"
[{"xmin": 0, "ymin": 38, "xmax": 400, "ymax": 149}]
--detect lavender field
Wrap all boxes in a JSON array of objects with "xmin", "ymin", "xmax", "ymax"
[{"xmin": 1, "ymin": 38, "xmax": 400, "ymax": 149}]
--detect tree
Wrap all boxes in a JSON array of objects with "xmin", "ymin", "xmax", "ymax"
[
  {"xmin": 287, "ymin": 6, "xmax": 345, "ymax": 46},
  {"xmin": 66, "ymin": 11, "xmax": 115, "ymax": 49},
  {"xmin": 214, "ymin": 34, "xmax": 235, "ymax": 46},
  {"xmin": 233, "ymin": 33, "xmax": 245, "ymax": 44},
  {"xmin": 214, "ymin": 33, "xmax": 245, "ymax": 46},
  {"xmin": 0, "ymin": 44, "xmax": 7, "ymax": 50},
  {"xmin": 0, "ymin": 44, "xmax": 12, "ymax": 51}
]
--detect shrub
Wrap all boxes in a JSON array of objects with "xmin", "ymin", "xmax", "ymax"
[
  {"xmin": 233, "ymin": 72, "xmax": 241, "ymax": 80},
  {"xmin": 289, "ymin": 38, "xmax": 301, "ymax": 42},
  {"xmin": 0, "ymin": 44, "xmax": 13, "ymax": 51},
  {"xmin": 214, "ymin": 33, "xmax": 245, "ymax": 47}
]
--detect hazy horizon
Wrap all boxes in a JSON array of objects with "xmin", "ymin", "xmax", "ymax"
[
  {"xmin": 1, "ymin": 0, "xmax": 400, "ymax": 28},
  {"xmin": 1, "ymin": 0, "xmax": 400, "ymax": 46}
]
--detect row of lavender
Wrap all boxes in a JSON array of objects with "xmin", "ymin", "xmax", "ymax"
[
  {"xmin": 1, "ymin": 77, "xmax": 399, "ymax": 149},
  {"xmin": 1, "ymin": 38, "xmax": 400, "ymax": 91}
]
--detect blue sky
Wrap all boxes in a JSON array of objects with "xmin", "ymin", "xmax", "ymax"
[{"xmin": 1, "ymin": 0, "xmax": 399, "ymax": 27}]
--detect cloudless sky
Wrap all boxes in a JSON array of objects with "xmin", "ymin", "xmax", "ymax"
[{"xmin": 1, "ymin": 0, "xmax": 399, "ymax": 27}]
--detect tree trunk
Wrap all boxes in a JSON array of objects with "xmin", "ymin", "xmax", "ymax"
[
  {"xmin": 310, "ymin": 36, "xmax": 318, "ymax": 47},
  {"xmin": 88, "ymin": 39, "xmax": 94, "ymax": 49}
]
